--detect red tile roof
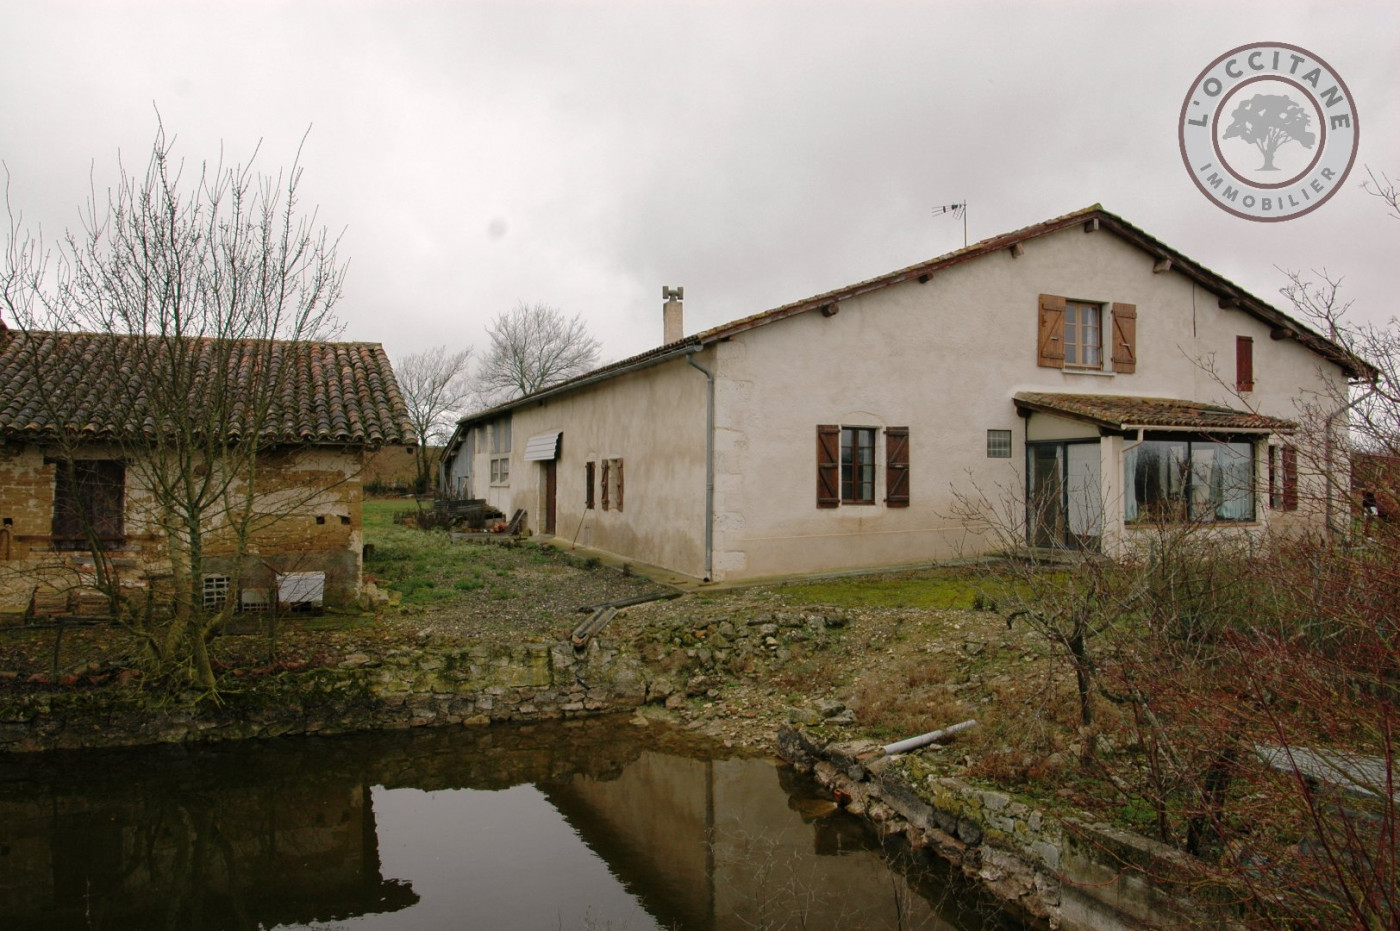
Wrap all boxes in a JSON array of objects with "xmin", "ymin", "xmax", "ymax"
[
  {"xmin": 1013, "ymin": 392, "xmax": 1296, "ymax": 432},
  {"xmin": 0, "ymin": 329, "xmax": 412, "ymax": 446},
  {"xmin": 452, "ymin": 205, "xmax": 1374, "ymax": 432}
]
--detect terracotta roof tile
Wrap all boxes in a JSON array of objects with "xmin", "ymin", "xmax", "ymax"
[
  {"xmin": 0, "ymin": 330, "xmax": 413, "ymax": 446},
  {"xmin": 1013, "ymin": 392, "xmax": 1296, "ymax": 432}
]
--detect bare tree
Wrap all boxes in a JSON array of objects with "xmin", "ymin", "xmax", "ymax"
[
  {"xmin": 2, "ymin": 122, "xmax": 345, "ymax": 694},
  {"xmin": 396, "ymin": 345, "xmax": 474, "ymax": 492},
  {"xmin": 473, "ymin": 301, "xmax": 600, "ymax": 404}
]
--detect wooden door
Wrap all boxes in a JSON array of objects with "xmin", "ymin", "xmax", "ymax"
[{"xmin": 544, "ymin": 460, "xmax": 557, "ymax": 534}]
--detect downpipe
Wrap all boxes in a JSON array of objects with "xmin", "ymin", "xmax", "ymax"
[{"xmin": 686, "ymin": 350, "xmax": 715, "ymax": 582}]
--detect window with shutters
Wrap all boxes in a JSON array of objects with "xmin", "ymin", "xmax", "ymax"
[
  {"xmin": 585, "ymin": 461, "xmax": 596, "ymax": 509},
  {"xmin": 816, "ymin": 425, "xmax": 909, "ymax": 508},
  {"xmin": 1038, "ymin": 294, "xmax": 1136, "ymax": 373},
  {"xmin": 51, "ymin": 459, "xmax": 126, "ymax": 549},
  {"xmin": 1236, "ymin": 336, "xmax": 1255, "ymax": 392}
]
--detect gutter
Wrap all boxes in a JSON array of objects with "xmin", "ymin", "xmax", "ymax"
[{"xmin": 686, "ymin": 349, "xmax": 716, "ymax": 583}]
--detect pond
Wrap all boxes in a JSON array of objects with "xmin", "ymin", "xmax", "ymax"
[{"xmin": 0, "ymin": 718, "xmax": 1028, "ymax": 930}]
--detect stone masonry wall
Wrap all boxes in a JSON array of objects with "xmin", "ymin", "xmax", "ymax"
[
  {"xmin": 0, "ymin": 442, "xmax": 367, "ymax": 613},
  {"xmin": 0, "ymin": 635, "xmax": 650, "ymax": 753},
  {"xmin": 777, "ymin": 727, "xmax": 1240, "ymax": 931}
]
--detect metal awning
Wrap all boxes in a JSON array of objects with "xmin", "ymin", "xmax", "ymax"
[{"xmin": 523, "ymin": 431, "xmax": 562, "ymax": 461}]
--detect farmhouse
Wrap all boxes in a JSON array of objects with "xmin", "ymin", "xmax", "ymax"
[
  {"xmin": 0, "ymin": 325, "xmax": 412, "ymax": 613},
  {"xmin": 441, "ymin": 205, "xmax": 1372, "ymax": 583}
]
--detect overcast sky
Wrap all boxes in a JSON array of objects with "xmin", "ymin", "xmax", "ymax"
[{"xmin": 2, "ymin": 1, "xmax": 1397, "ymax": 373}]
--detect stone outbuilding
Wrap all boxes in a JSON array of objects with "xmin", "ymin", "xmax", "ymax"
[{"xmin": 0, "ymin": 325, "xmax": 412, "ymax": 614}]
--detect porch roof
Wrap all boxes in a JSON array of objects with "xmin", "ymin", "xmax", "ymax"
[{"xmin": 1013, "ymin": 392, "xmax": 1296, "ymax": 433}]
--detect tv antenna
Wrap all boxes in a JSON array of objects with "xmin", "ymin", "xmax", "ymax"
[{"xmin": 933, "ymin": 202, "xmax": 967, "ymax": 247}]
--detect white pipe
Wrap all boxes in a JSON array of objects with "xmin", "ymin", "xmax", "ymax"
[{"xmin": 882, "ymin": 719, "xmax": 978, "ymax": 756}]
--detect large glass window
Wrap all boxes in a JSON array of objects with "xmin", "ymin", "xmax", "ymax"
[
  {"xmin": 1124, "ymin": 437, "xmax": 1255, "ymax": 524},
  {"xmin": 840, "ymin": 427, "xmax": 875, "ymax": 504}
]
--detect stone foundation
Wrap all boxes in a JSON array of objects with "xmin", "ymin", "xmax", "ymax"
[
  {"xmin": 0, "ymin": 637, "xmax": 650, "ymax": 754},
  {"xmin": 776, "ymin": 726, "xmax": 1241, "ymax": 931}
]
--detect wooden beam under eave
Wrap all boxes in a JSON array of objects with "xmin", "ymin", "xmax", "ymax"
[
  {"xmin": 1218, "ymin": 295, "xmax": 1240, "ymax": 309},
  {"xmin": 1009, "ymin": 243, "xmax": 1024, "ymax": 258},
  {"xmin": 1152, "ymin": 258, "xmax": 1172, "ymax": 274},
  {"xmin": 1084, "ymin": 218, "xmax": 1099, "ymax": 233},
  {"xmin": 1271, "ymin": 327, "xmax": 1295, "ymax": 341},
  {"xmin": 820, "ymin": 302, "xmax": 839, "ymax": 317},
  {"xmin": 917, "ymin": 273, "xmax": 931, "ymax": 284}
]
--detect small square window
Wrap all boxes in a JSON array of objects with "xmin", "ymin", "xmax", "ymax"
[{"xmin": 987, "ymin": 430, "xmax": 1013, "ymax": 458}]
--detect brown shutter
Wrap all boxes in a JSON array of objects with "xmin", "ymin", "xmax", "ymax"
[
  {"xmin": 601, "ymin": 460, "xmax": 610, "ymax": 511},
  {"xmin": 884, "ymin": 427, "xmax": 910, "ymax": 507},
  {"xmin": 1282, "ymin": 446, "xmax": 1298, "ymax": 511},
  {"xmin": 816, "ymin": 425, "xmax": 840, "ymax": 508},
  {"xmin": 1037, "ymin": 294, "xmax": 1066, "ymax": 368},
  {"xmin": 1236, "ymin": 335, "xmax": 1254, "ymax": 392},
  {"xmin": 1111, "ymin": 303, "xmax": 1137, "ymax": 374},
  {"xmin": 615, "ymin": 459, "xmax": 624, "ymax": 512},
  {"xmin": 585, "ymin": 461, "xmax": 596, "ymax": 509}
]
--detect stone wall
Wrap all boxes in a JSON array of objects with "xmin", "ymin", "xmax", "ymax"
[
  {"xmin": 777, "ymin": 727, "xmax": 1239, "ymax": 931},
  {"xmin": 0, "ymin": 636, "xmax": 650, "ymax": 753},
  {"xmin": 0, "ymin": 442, "xmax": 368, "ymax": 612}
]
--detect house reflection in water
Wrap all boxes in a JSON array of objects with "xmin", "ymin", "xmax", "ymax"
[
  {"xmin": 0, "ymin": 720, "xmax": 997, "ymax": 931},
  {"xmin": 0, "ymin": 746, "xmax": 417, "ymax": 930},
  {"xmin": 545, "ymin": 753, "xmax": 965, "ymax": 930}
]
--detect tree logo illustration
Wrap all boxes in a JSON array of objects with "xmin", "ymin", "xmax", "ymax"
[
  {"xmin": 1221, "ymin": 94, "xmax": 1316, "ymax": 171},
  {"xmin": 1179, "ymin": 43, "xmax": 1358, "ymax": 222}
]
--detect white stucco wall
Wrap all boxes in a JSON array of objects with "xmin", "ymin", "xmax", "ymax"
[
  {"xmin": 706, "ymin": 225, "xmax": 1349, "ymax": 579},
  {"xmin": 459, "ymin": 359, "xmax": 711, "ymax": 578}
]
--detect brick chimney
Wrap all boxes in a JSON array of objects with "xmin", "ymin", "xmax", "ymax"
[{"xmin": 662, "ymin": 285, "xmax": 684, "ymax": 344}]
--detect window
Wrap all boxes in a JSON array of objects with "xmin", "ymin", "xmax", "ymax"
[
  {"xmin": 987, "ymin": 429, "xmax": 1013, "ymax": 458},
  {"xmin": 51, "ymin": 459, "xmax": 125, "ymax": 548},
  {"xmin": 203, "ymin": 575, "xmax": 230, "ymax": 612},
  {"xmin": 1236, "ymin": 336, "xmax": 1255, "ymax": 392},
  {"xmin": 601, "ymin": 458, "xmax": 623, "ymax": 512},
  {"xmin": 1124, "ymin": 436, "xmax": 1256, "ymax": 524},
  {"xmin": 1038, "ymin": 294, "xmax": 1136, "ymax": 373},
  {"xmin": 1064, "ymin": 301, "xmax": 1102, "ymax": 368},
  {"xmin": 1268, "ymin": 444, "xmax": 1297, "ymax": 511},
  {"xmin": 585, "ymin": 461, "xmax": 596, "ymax": 509},
  {"xmin": 841, "ymin": 428, "xmax": 875, "ymax": 504},
  {"xmin": 817, "ymin": 425, "xmax": 909, "ymax": 508},
  {"xmin": 489, "ymin": 416, "xmax": 511, "ymax": 485}
]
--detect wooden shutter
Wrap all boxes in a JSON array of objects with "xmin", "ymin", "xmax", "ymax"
[
  {"xmin": 1236, "ymin": 336, "xmax": 1254, "ymax": 392},
  {"xmin": 885, "ymin": 427, "xmax": 910, "ymax": 507},
  {"xmin": 1037, "ymin": 294, "xmax": 1066, "ymax": 368},
  {"xmin": 1110, "ymin": 303, "xmax": 1137, "ymax": 374},
  {"xmin": 1282, "ymin": 445, "xmax": 1298, "ymax": 511},
  {"xmin": 816, "ymin": 425, "xmax": 840, "ymax": 508},
  {"xmin": 601, "ymin": 460, "xmax": 610, "ymax": 511},
  {"xmin": 615, "ymin": 459, "xmax": 624, "ymax": 513},
  {"xmin": 585, "ymin": 461, "xmax": 596, "ymax": 509}
]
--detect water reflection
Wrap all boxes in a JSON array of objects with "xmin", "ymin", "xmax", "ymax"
[{"xmin": 0, "ymin": 718, "xmax": 1018, "ymax": 930}]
